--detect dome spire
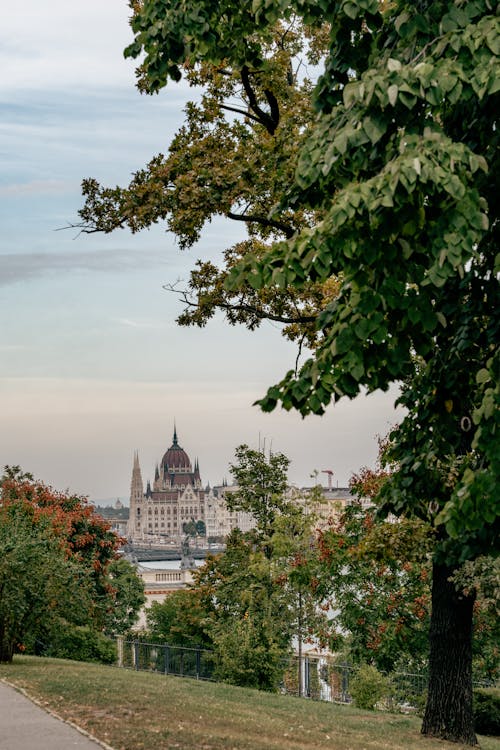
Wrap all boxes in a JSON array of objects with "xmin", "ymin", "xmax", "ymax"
[{"xmin": 172, "ymin": 421, "xmax": 178, "ymax": 447}]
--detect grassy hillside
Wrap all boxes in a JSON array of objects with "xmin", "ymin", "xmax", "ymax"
[{"xmin": 1, "ymin": 657, "xmax": 498, "ymax": 750}]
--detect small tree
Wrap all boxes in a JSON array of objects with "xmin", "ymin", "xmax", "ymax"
[
  {"xmin": 105, "ymin": 558, "xmax": 145, "ymax": 636},
  {"xmin": 147, "ymin": 587, "xmax": 214, "ymax": 649},
  {"xmin": 0, "ymin": 495, "xmax": 95, "ymax": 662},
  {"xmin": 0, "ymin": 466, "xmax": 123, "ymax": 661},
  {"xmin": 315, "ymin": 501, "xmax": 433, "ymax": 673},
  {"xmin": 350, "ymin": 664, "xmax": 391, "ymax": 711},
  {"xmin": 228, "ymin": 444, "xmax": 292, "ymax": 548}
]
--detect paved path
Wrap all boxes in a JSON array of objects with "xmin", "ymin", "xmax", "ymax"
[{"xmin": 0, "ymin": 681, "xmax": 108, "ymax": 750}]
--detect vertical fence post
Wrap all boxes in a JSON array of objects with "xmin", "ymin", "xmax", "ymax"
[
  {"xmin": 117, "ymin": 635, "xmax": 124, "ymax": 668},
  {"xmin": 342, "ymin": 662, "xmax": 349, "ymax": 702},
  {"xmin": 196, "ymin": 647, "xmax": 201, "ymax": 679},
  {"xmin": 164, "ymin": 644, "xmax": 170, "ymax": 675},
  {"xmin": 133, "ymin": 640, "xmax": 139, "ymax": 671}
]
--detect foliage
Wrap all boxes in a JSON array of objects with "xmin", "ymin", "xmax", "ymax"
[
  {"xmin": 147, "ymin": 587, "xmax": 214, "ymax": 649},
  {"xmin": 474, "ymin": 689, "xmax": 500, "ymax": 737},
  {"xmin": 78, "ymin": 14, "xmax": 337, "ymax": 348},
  {"xmin": 350, "ymin": 664, "xmax": 391, "ymax": 711},
  {"xmin": 211, "ymin": 614, "xmax": 285, "ymax": 690},
  {"xmin": 0, "ymin": 499, "xmax": 93, "ymax": 662},
  {"xmin": 80, "ymin": 1, "xmax": 499, "ymax": 742},
  {"xmin": 227, "ymin": 444, "xmax": 292, "ymax": 544},
  {"xmin": 315, "ymin": 501, "xmax": 433, "ymax": 672},
  {"xmin": 220, "ymin": 1, "xmax": 500, "ymax": 568},
  {"xmin": 104, "ymin": 558, "xmax": 146, "ymax": 636},
  {"xmin": 146, "ymin": 529, "xmax": 293, "ymax": 688},
  {"xmin": 45, "ymin": 624, "xmax": 117, "ymax": 664},
  {"xmin": 0, "ymin": 467, "xmax": 123, "ymax": 662}
]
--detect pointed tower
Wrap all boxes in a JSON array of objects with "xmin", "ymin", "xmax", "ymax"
[
  {"xmin": 153, "ymin": 462, "xmax": 160, "ymax": 491},
  {"xmin": 127, "ymin": 451, "xmax": 144, "ymax": 539},
  {"xmin": 194, "ymin": 457, "xmax": 201, "ymax": 488}
]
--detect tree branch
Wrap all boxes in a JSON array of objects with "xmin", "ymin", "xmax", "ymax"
[
  {"xmin": 227, "ymin": 211, "xmax": 294, "ymax": 238},
  {"xmin": 220, "ymin": 103, "xmax": 267, "ymax": 126},
  {"xmin": 241, "ymin": 65, "xmax": 280, "ymax": 135},
  {"xmin": 163, "ymin": 283, "xmax": 317, "ymax": 325}
]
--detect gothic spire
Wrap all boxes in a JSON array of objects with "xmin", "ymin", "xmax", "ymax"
[{"xmin": 130, "ymin": 450, "xmax": 144, "ymax": 502}]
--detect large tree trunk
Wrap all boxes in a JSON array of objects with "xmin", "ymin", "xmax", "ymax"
[
  {"xmin": 0, "ymin": 623, "xmax": 14, "ymax": 663},
  {"xmin": 421, "ymin": 562, "xmax": 477, "ymax": 745}
]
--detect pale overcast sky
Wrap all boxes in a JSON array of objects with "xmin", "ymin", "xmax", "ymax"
[{"xmin": 0, "ymin": 1, "xmax": 403, "ymax": 502}]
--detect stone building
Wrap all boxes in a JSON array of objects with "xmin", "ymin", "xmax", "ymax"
[
  {"xmin": 127, "ymin": 428, "xmax": 208, "ymax": 542},
  {"xmin": 205, "ymin": 483, "xmax": 256, "ymax": 541}
]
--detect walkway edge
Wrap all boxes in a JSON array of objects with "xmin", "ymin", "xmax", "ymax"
[{"xmin": 0, "ymin": 678, "xmax": 116, "ymax": 750}]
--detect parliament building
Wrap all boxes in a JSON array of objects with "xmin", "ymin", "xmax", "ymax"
[{"xmin": 127, "ymin": 428, "xmax": 208, "ymax": 542}]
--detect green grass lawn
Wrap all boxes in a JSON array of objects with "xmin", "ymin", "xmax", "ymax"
[{"xmin": 1, "ymin": 656, "xmax": 498, "ymax": 750}]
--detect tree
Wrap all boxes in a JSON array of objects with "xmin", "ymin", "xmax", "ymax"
[
  {"xmin": 0, "ymin": 481, "xmax": 93, "ymax": 661},
  {"xmin": 0, "ymin": 467, "xmax": 124, "ymax": 661},
  {"xmin": 77, "ymin": 13, "xmax": 337, "ymax": 348},
  {"xmin": 105, "ymin": 558, "xmax": 146, "ymax": 636},
  {"xmin": 227, "ymin": 444, "xmax": 293, "ymax": 546},
  {"xmin": 198, "ymin": 527, "xmax": 312, "ymax": 690},
  {"xmin": 147, "ymin": 587, "xmax": 214, "ymax": 649},
  {"xmin": 316, "ymin": 501, "xmax": 433, "ymax": 672},
  {"xmin": 81, "ymin": 1, "xmax": 499, "ymax": 742},
  {"xmin": 147, "ymin": 447, "xmax": 332, "ymax": 691},
  {"xmin": 223, "ymin": 4, "xmax": 499, "ymax": 743}
]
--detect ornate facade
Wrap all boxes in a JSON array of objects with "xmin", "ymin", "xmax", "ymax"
[{"xmin": 127, "ymin": 428, "xmax": 207, "ymax": 542}]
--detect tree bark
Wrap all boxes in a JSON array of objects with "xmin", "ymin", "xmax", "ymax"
[
  {"xmin": 0, "ymin": 623, "xmax": 14, "ymax": 663},
  {"xmin": 421, "ymin": 562, "xmax": 477, "ymax": 745}
]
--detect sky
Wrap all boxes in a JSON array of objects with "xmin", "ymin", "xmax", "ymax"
[{"xmin": 0, "ymin": 1, "xmax": 404, "ymax": 503}]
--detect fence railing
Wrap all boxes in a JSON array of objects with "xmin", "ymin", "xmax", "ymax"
[
  {"xmin": 117, "ymin": 638, "xmax": 495, "ymax": 711},
  {"xmin": 117, "ymin": 638, "xmax": 430, "ymax": 709},
  {"xmin": 118, "ymin": 638, "xmax": 214, "ymax": 680}
]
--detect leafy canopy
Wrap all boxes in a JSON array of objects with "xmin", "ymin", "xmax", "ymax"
[
  {"xmin": 79, "ymin": 9, "xmax": 337, "ymax": 349},
  {"xmin": 158, "ymin": 0, "xmax": 498, "ymax": 564},
  {"xmin": 83, "ymin": 1, "xmax": 499, "ymax": 564}
]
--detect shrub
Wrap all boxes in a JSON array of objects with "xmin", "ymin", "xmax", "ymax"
[
  {"xmin": 350, "ymin": 664, "xmax": 391, "ymax": 710},
  {"xmin": 474, "ymin": 688, "xmax": 500, "ymax": 736},
  {"xmin": 46, "ymin": 624, "xmax": 117, "ymax": 664},
  {"xmin": 211, "ymin": 619, "xmax": 285, "ymax": 691}
]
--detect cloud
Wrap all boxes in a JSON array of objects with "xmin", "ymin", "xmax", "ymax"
[
  {"xmin": 0, "ymin": 248, "xmax": 169, "ymax": 287},
  {"xmin": 113, "ymin": 317, "xmax": 167, "ymax": 330},
  {"xmin": 0, "ymin": 0, "xmax": 134, "ymax": 91},
  {"xmin": 0, "ymin": 180, "xmax": 70, "ymax": 196}
]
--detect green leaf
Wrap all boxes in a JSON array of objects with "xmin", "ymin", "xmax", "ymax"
[
  {"xmin": 387, "ymin": 84, "xmax": 398, "ymax": 107},
  {"xmin": 362, "ymin": 116, "xmax": 386, "ymax": 145},
  {"xmin": 387, "ymin": 58, "xmax": 402, "ymax": 72},
  {"xmin": 343, "ymin": 2, "xmax": 359, "ymax": 20},
  {"xmin": 476, "ymin": 369, "xmax": 490, "ymax": 385}
]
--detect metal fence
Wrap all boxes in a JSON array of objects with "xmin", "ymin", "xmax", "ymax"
[
  {"xmin": 280, "ymin": 656, "xmax": 428, "ymax": 710},
  {"xmin": 117, "ymin": 638, "xmax": 496, "ymax": 712},
  {"xmin": 116, "ymin": 638, "xmax": 430, "ymax": 710},
  {"xmin": 118, "ymin": 638, "xmax": 215, "ymax": 680}
]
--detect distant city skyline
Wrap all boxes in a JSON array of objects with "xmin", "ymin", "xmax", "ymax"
[{"xmin": 0, "ymin": 1, "xmax": 404, "ymax": 503}]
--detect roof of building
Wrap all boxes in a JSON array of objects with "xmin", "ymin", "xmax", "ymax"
[{"xmin": 161, "ymin": 428, "xmax": 192, "ymax": 472}]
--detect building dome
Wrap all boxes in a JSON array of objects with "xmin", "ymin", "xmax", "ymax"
[{"xmin": 161, "ymin": 428, "xmax": 192, "ymax": 473}]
